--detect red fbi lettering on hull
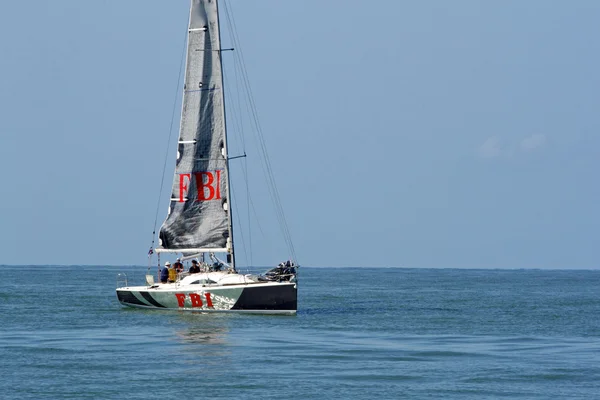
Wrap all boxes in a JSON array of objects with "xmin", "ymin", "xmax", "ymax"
[
  {"xmin": 204, "ymin": 292, "xmax": 213, "ymax": 308},
  {"xmin": 189, "ymin": 293, "xmax": 203, "ymax": 307},
  {"xmin": 178, "ymin": 170, "xmax": 222, "ymax": 202},
  {"xmin": 175, "ymin": 293, "xmax": 186, "ymax": 307},
  {"xmin": 175, "ymin": 293, "xmax": 214, "ymax": 309}
]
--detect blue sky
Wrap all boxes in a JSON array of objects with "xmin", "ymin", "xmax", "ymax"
[{"xmin": 1, "ymin": 0, "xmax": 598, "ymax": 268}]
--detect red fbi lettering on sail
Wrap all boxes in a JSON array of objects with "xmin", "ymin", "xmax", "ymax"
[
  {"xmin": 178, "ymin": 171, "xmax": 222, "ymax": 202},
  {"xmin": 179, "ymin": 174, "xmax": 191, "ymax": 202}
]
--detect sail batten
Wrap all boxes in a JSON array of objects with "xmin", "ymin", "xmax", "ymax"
[
  {"xmin": 159, "ymin": 0, "xmax": 232, "ymax": 253},
  {"xmin": 155, "ymin": 248, "xmax": 229, "ymax": 254}
]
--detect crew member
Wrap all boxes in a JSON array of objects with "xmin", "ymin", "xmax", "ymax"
[
  {"xmin": 189, "ymin": 259, "xmax": 201, "ymax": 274},
  {"xmin": 173, "ymin": 258, "xmax": 184, "ymax": 273},
  {"xmin": 160, "ymin": 261, "xmax": 171, "ymax": 283},
  {"xmin": 168, "ymin": 263, "xmax": 177, "ymax": 282}
]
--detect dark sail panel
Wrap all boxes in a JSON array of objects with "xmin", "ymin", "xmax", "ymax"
[{"xmin": 159, "ymin": 0, "xmax": 231, "ymax": 251}]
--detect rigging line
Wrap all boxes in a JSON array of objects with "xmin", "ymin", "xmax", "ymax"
[
  {"xmin": 224, "ymin": 57, "xmax": 253, "ymax": 266},
  {"xmin": 224, "ymin": 1, "xmax": 297, "ymax": 262},
  {"xmin": 222, "ymin": 67, "xmax": 250, "ymax": 267},
  {"xmin": 222, "ymin": 15, "xmax": 247, "ymax": 151},
  {"xmin": 150, "ymin": 23, "xmax": 188, "ymax": 247},
  {"xmin": 226, "ymin": 24, "xmax": 297, "ymax": 263},
  {"xmin": 247, "ymin": 186, "xmax": 266, "ymax": 238},
  {"xmin": 232, "ymin": 74, "xmax": 282, "ymax": 250},
  {"xmin": 222, "ymin": 19, "xmax": 253, "ymax": 266},
  {"xmin": 224, "ymin": 65, "xmax": 267, "ymax": 245},
  {"xmin": 241, "ymin": 59, "xmax": 297, "ymax": 261},
  {"xmin": 229, "ymin": 185, "xmax": 249, "ymax": 268},
  {"xmin": 245, "ymin": 157, "xmax": 253, "ymax": 266},
  {"xmin": 222, "ymin": 63, "xmax": 245, "ymax": 160},
  {"xmin": 224, "ymin": 3, "xmax": 265, "ymax": 266},
  {"xmin": 232, "ymin": 55, "xmax": 296, "ymax": 260},
  {"xmin": 230, "ymin": 23, "xmax": 246, "ymax": 151},
  {"xmin": 231, "ymin": 32, "xmax": 253, "ymax": 266},
  {"xmin": 229, "ymin": 64, "xmax": 279, "ymax": 243},
  {"xmin": 223, "ymin": 57, "xmax": 253, "ymax": 266},
  {"xmin": 227, "ymin": 7, "xmax": 296, "ymax": 264}
]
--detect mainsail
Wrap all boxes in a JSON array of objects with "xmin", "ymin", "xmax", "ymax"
[{"xmin": 158, "ymin": 0, "xmax": 233, "ymax": 255}]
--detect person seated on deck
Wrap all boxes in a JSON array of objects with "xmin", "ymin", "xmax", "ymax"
[
  {"xmin": 173, "ymin": 258, "xmax": 184, "ymax": 273},
  {"xmin": 189, "ymin": 259, "xmax": 201, "ymax": 274},
  {"xmin": 160, "ymin": 261, "xmax": 170, "ymax": 284}
]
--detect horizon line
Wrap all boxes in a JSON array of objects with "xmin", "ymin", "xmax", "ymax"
[{"xmin": 0, "ymin": 264, "xmax": 599, "ymax": 271}]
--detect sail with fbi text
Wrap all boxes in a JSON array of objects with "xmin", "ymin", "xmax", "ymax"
[{"xmin": 158, "ymin": 0, "xmax": 233, "ymax": 254}]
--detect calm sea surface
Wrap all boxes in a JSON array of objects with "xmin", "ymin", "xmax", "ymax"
[{"xmin": 1, "ymin": 266, "xmax": 600, "ymax": 399}]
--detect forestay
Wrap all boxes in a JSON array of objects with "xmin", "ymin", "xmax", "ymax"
[{"xmin": 158, "ymin": 0, "xmax": 232, "ymax": 254}]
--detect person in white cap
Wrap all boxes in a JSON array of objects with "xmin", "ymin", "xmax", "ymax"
[{"xmin": 160, "ymin": 261, "xmax": 171, "ymax": 283}]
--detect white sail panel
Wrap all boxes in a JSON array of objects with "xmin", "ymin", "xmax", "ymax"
[{"xmin": 159, "ymin": 0, "xmax": 231, "ymax": 251}]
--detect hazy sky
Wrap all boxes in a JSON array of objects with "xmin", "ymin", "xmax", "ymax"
[{"xmin": 1, "ymin": 0, "xmax": 598, "ymax": 268}]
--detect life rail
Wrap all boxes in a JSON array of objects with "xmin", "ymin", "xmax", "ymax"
[{"xmin": 116, "ymin": 273, "xmax": 128, "ymax": 288}]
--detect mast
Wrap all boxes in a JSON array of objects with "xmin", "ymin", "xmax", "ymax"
[{"xmin": 214, "ymin": 0, "xmax": 236, "ymax": 270}]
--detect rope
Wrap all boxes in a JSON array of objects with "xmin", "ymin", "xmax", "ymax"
[
  {"xmin": 223, "ymin": 0, "xmax": 298, "ymax": 264},
  {"xmin": 149, "ymin": 23, "xmax": 188, "ymax": 253}
]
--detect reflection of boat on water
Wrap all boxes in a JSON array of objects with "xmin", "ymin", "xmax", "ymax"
[
  {"xmin": 173, "ymin": 317, "xmax": 233, "ymax": 368},
  {"xmin": 116, "ymin": 0, "xmax": 298, "ymax": 314},
  {"xmin": 175, "ymin": 323, "xmax": 229, "ymax": 346},
  {"xmin": 177, "ymin": 328, "xmax": 227, "ymax": 346}
]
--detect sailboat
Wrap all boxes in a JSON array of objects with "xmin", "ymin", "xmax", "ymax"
[{"xmin": 116, "ymin": 0, "xmax": 297, "ymax": 314}]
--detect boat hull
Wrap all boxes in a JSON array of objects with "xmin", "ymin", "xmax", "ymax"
[{"xmin": 116, "ymin": 281, "xmax": 297, "ymax": 315}]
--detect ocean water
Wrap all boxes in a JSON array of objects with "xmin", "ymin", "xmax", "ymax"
[{"xmin": 1, "ymin": 266, "xmax": 600, "ymax": 399}]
